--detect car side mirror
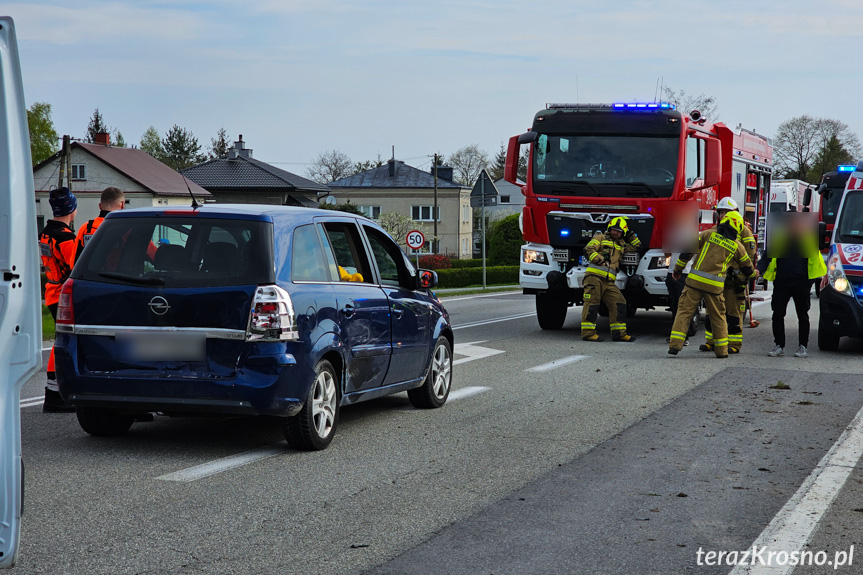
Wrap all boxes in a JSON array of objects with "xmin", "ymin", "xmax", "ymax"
[
  {"xmin": 819, "ymin": 221, "xmax": 830, "ymax": 251},
  {"xmin": 417, "ymin": 269, "xmax": 438, "ymax": 290}
]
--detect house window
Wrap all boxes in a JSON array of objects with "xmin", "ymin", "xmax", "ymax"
[
  {"xmin": 358, "ymin": 205, "xmax": 381, "ymax": 219},
  {"xmin": 500, "ymin": 195, "xmax": 510, "ymax": 204},
  {"xmin": 462, "ymin": 237, "xmax": 469, "ymax": 254},
  {"xmin": 462, "ymin": 205, "xmax": 470, "ymax": 223},
  {"xmin": 71, "ymin": 164, "xmax": 86, "ymax": 180},
  {"xmin": 411, "ymin": 205, "xmax": 440, "ymax": 222}
]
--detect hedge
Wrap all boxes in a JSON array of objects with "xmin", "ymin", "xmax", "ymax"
[
  {"xmin": 434, "ymin": 265, "xmax": 519, "ymax": 288},
  {"xmin": 449, "ymin": 259, "xmax": 483, "ymax": 269}
]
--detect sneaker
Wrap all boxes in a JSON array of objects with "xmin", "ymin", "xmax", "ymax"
[
  {"xmin": 684, "ymin": 339, "xmax": 690, "ymax": 346},
  {"xmin": 582, "ymin": 334, "xmax": 605, "ymax": 342},
  {"xmin": 699, "ymin": 343, "xmax": 713, "ymax": 352},
  {"xmin": 767, "ymin": 345, "xmax": 784, "ymax": 357},
  {"xmin": 793, "ymin": 345, "xmax": 807, "ymax": 358}
]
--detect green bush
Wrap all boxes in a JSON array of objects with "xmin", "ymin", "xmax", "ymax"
[
  {"xmin": 434, "ymin": 265, "xmax": 519, "ymax": 288},
  {"xmin": 450, "ymin": 259, "xmax": 483, "ymax": 269},
  {"xmin": 487, "ymin": 214, "xmax": 522, "ymax": 266}
]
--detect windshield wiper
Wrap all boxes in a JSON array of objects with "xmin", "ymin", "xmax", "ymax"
[
  {"xmin": 98, "ymin": 272, "xmax": 165, "ymax": 285},
  {"xmin": 625, "ymin": 182, "xmax": 660, "ymax": 197},
  {"xmin": 568, "ymin": 180, "xmax": 602, "ymax": 196}
]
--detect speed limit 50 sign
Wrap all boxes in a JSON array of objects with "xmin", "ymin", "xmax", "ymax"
[{"xmin": 406, "ymin": 230, "xmax": 425, "ymax": 250}]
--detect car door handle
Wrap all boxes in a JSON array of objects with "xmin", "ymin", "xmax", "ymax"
[
  {"xmin": 340, "ymin": 305, "xmax": 356, "ymax": 318},
  {"xmin": 392, "ymin": 308, "xmax": 404, "ymax": 319}
]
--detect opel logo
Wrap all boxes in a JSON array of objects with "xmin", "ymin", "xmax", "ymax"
[{"xmin": 148, "ymin": 296, "xmax": 170, "ymax": 316}]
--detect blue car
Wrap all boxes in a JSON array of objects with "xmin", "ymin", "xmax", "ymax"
[{"xmin": 54, "ymin": 205, "xmax": 453, "ymax": 450}]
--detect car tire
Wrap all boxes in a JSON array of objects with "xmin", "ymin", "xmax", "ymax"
[
  {"xmin": 408, "ymin": 336, "xmax": 452, "ymax": 409},
  {"xmin": 284, "ymin": 359, "xmax": 340, "ymax": 451},
  {"xmin": 817, "ymin": 319, "xmax": 840, "ymax": 351},
  {"xmin": 76, "ymin": 407, "xmax": 134, "ymax": 437},
  {"xmin": 536, "ymin": 293, "xmax": 567, "ymax": 330}
]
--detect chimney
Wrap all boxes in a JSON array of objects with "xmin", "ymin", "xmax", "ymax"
[
  {"xmin": 228, "ymin": 134, "xmax": 252, "ymax": 159},
  {"xmin": 93, "ymin": 132, "xmax": 110, "ymax": 146},
  {"xmin": 433, "ymin": 165, "xmax": 454, "ymax": 183},
  {"xmin": 387, "ymin": 158, "xmax": 397, "ymax": 177}
]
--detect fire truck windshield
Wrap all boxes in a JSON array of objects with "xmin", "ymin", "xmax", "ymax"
[
  {"xmin": 822, "ymin": 186, "xmax": 844, "ymax": 225},
  {"xmin": 532, "ymin": 133, "xmax": 678, "ymax": 198}
]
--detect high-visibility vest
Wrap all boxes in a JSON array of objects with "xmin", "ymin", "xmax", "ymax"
[{"xmin": 39, "ymin": 222, "xmax": 76, "ymax": 307}]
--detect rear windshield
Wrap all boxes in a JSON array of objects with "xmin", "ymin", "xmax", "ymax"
[{"xmin": 72, "ymin": 216, "xmax": 274, "ymax": 287}]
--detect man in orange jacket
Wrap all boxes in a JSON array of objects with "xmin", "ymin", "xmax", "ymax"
[
  {"xmin": 39, "ymin": 187, "xmax": 78, "ymax": 412},
  {"xmin": 73, "ymin": 187, "xmax": 125, "ymax": 262}
]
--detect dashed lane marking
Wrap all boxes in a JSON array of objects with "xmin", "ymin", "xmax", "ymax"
[
  {"xmin": 156, "ymin": 445, "xmax": 287, "ymax": 483},
  {"xmin": 453, "ymin": 341, "xmax": 505, "ymax": 366},
  {"xmin": 453, "ymin": 312, "xmax": 536, "ymax": 331},
  {"xmin": 447, "ymin": 386, "xmax": 490, "ymax": 401},
  {"xmin": 525, "ymin": 355, "xmax": 589, "ymax": 373}
]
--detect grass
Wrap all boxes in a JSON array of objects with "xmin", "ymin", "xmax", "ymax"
[{"xmin": 43, "ymin": 305, "xmax": 55, "ymax": 341}]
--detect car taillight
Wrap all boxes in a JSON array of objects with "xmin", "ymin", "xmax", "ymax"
[
  {"xmin": 247, "ymin": 285, "xmax": 299, "ymax": 341},
  {"xmin": 55, "ymin": 279, "xmax": 75, "ymax": 332}
]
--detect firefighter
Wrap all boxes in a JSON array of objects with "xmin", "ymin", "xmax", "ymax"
[
  {"xmin": 700, "ymin": 198, "xmax": 757, "ymax": 354},
  {"xmin": 581, "ymin": 217, "xmax": 640, "ymax": 342},
  {"xmin": 668, "ymin": 212, "xmax": 755, "ymax": 358},
  {"xmin": 72, "ymin": 186, "xmax": 125, "ymax": 263},
  {"xmin": 40, "ymin": 187, "xmax": 78, "ymax": 412}
]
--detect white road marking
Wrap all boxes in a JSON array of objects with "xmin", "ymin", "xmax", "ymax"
[
  {"xmin": 447, "ymin": 386, "xmax": 490, "ymax": 401},
  {"xmin": 453, "ymin": 341, "xmax": 505, "ymax": 365},
  {"xmin": 19, "ymin": 400, "xmax": 43, "ymax": 409},
  {"xmin": 729, "ymin": 399, "xmax": 863, "ymax": 575},
  {"xmin": 441, "ymin": 291, "xmax": 521, "ymax": 302},
  {"xmin": 156, "ymin": 445, "xmax": 287, "ymax": 482},
  {"xmin": 42, "ymin": 346, "xmax": 51, "ymax": 352},
  {"xmin": 453, "ymin": 312, "xmax": 536, "ymax": 331},
  {"xmin": 525, "ymin": 355, "xmax": 589, "ymax": 373}
]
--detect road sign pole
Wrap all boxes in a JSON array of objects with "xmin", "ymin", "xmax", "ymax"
[{"xmin": 481, "ymin": 178, "xmax": 486, "ymax": 289}]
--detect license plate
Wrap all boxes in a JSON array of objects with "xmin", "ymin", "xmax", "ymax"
[{"xmin": 118, "ymin": 332, "xmax": 206, "ymax": 362}]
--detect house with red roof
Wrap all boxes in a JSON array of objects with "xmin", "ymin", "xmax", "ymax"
[{"xmin": 32, "ymin": 132, "xmax": 211, "ymax": 232}]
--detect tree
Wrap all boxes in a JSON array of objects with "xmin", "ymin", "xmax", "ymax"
[
  {"xmin": 487, "ymin": 214, "xmax": 522, "ymax": 266},
  {"xmin": 305, "ymin": 150, "xmax": 353, "ymax": 184},
  {"xmin": 773, "ymin": 116, "xmax": 860, "ymax": 180},
  {"xmin": 113, "ymin": 129, "xmax": 126, "ymax": 148},
  {"xmin": 208, "ymin": 128, "xmax": 231, "ymax": 159},
  {"xmin": 807, "ymin": 119, "xmax": 861, "ymax": 182},
  {"xmin": 378, "ymin": 211, "xmax": 426, "ymax": 247},
  {"xmin": 773, "ymin": 115, "xmax": 818, "ymax": 180},
  {"xmin": 662, "ymin": 86, "xmax": 718, "ymax": 120},
  {"xmin": 352, "ymin": 154, "xmax": 384, "ymax": 175},
  {"xmin": 518, "ymin": 147, "xmax": 529, "ymax": 182},
  {"xmin": 319, "ymin": 199, "xmax": 364, "ymax": 215},
  {"xmin": 86, "ymin": 108, "xmax": 109, "ymax": 142},
  {"xmin": 161, "ymin": 124, "xmax": 203, "ymax": 170},
  {"xmin": 140, "ymin": 126, "xmax": 165, "ymax": 161},
  {"xmin": 26, "ymin": 102, "xmax": 58, "ymax": 166},
  {"xmin": 489, "ymin": 143, "xmax": 507, "ymax": 180},
  {"xmin": 447, "ymin": 144, "xmax": 489, "ymax": 186}
]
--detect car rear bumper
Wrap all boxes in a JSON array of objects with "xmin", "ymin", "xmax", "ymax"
[
  {"xmin": 54, "ymin": 334, "xmax": 312, "ymax": 417},
  {"xmin": 819, "ymin": 285, "xmax": 863, "ymax": 338}
]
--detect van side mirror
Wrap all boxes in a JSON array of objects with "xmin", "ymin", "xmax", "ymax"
[
  {"xmin": 505, "ymin": 135, "xmax": 521, "ymax": 184},
  {"xmin": 417, "ymin": 269, "xmax": 438, "ymax": 290},
  {"xmin": 819, "ymin": 221, "xmax": 830, "ymax": 251},
  {"xmin": 803, "ymin": 187, "xmax": 812, "ymax": 208}
]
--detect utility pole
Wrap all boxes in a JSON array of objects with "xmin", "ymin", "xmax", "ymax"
[
  {"xmin": 57, "ymin": 135, "xmax": 70, "ymax": 190},
  {"xmin": 433, "ymin": 153, "xmax": 439, "ymax": 255}
]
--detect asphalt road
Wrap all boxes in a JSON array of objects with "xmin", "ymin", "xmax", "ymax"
[{"xmin": 14, "ymin": 289, "xmax": 863, "ymax": 574}]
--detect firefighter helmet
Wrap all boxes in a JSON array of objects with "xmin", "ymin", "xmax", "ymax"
[
  {"xmin": 607, "ymin": 217, "xmax": 629, "ymax": 235},
  {"xmin": 715, "ymin": 197, "xmax": 739, "ymax": 212},
  {"xmin": 720, "ymin": 211, "xmax": 744, "ymax": 235}
]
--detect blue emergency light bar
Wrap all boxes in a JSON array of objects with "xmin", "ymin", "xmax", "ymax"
[
  {"xmin": 837, "ymin": 165, "xmax": 856, "ymax": 172},
  {"xmin": 612, "ymin": 102, "xmax": 675, "ymax": 110},
  {"xmin": 560, "ymin": 229, "xmax": 570, "ymax": 237}
]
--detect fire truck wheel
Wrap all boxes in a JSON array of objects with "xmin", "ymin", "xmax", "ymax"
[
  {"xmin": 626, "ymin": 304, "xmax": 637, "ymax": 318},
  {"xmin": 536, "ymin": 292, "xmax": 567, "ymax": 330}
]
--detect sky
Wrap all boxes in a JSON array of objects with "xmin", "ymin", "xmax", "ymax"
[{"xmin": 9, "ymin": 0, "xmax": 863, "ymax": 174}]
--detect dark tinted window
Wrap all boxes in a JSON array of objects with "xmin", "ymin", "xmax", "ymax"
[
  {"xmin": 291, "ymin": 224, "xmax": 330, "ymax": 282},
  {"xmin": 837, "ymin": 192, "xmax": 863, "ymax": 244},
  {"xmin": 72, "ymin": 217, "xmax": 274, "ymax": 287}
]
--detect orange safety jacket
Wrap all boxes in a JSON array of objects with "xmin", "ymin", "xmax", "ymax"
[
  {"xmin": 39, "ymin": 220, "xmax": 76, "ymax": 307},
  {"xmin": 73, "ymin": 210, "xmax": 108, "ymax": 263}
]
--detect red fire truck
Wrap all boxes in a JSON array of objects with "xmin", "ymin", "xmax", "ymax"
[{"xmin": 504, "ymin": 102, "xmax": 773, "ymax": 330}]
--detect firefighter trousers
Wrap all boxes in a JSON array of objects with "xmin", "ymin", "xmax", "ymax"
[
  {"xmin": 670, "ymin": 286, "xmax": 728, "ymax": 357},
  {"xmin": 581, "ymin": 275, "xmax": 629, "ymax": 340},
  {"xmin": 704, "ymin": 285, "xmax": 746, "ymax": 351}
]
